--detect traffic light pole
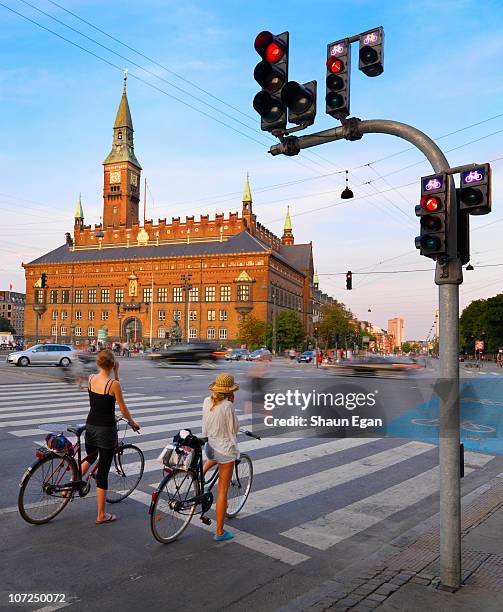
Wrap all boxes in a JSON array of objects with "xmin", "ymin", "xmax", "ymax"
[{"xmin": 270, "ymin": 118, "xmax": 462, "ymax": 589}]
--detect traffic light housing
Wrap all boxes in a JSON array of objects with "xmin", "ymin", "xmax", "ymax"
[
  {"xmin": 281, "ymin": 80, "xmax": 317, "ymax": 126},
  {"xmin": 458, "ymin": 164, "xmax": 491, "ymax": 215},
  {"xmin": 346, "ymin": 270, "xmax": 352, "ymax": 290},
  {"xmin": 326, "ymin": 39, "xmax": 350, "ymax": 120},
  {"xmin": 41, "ymin": 273, "xmax": 47, "ymax": 288},
  {"xmin": 415, "ymin": 173, "xmax": 448, "ymax": 259},
  {"xmin": 358, "ymin": 27, "xmax": 384, "ymax": 77},
  {"xmin": 457, "ymin": 206, "xmax": 470, "ymax": 265},
  {"xmin": 253, "ymin": 31, "xmax": 289, "ymax": 132}
]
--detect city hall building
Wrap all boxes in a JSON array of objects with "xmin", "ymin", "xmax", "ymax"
[{"xmin": 23, "ymin": 78, "xmax": 315, "ymax": 346}]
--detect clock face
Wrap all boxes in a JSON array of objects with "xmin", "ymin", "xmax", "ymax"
[
  {"xmin": 110, "ymin": 171, "xmax": 121, "ymax": 184},
  {"xmin": 130, "ymin": 172, "xmax": 138, "ymax": 187}
]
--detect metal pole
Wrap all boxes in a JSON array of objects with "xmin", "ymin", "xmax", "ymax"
[
  {"xmin": 35, "ymin": 313, "xmax": 39, "ymax": 344},
  {"xmin": 272, "ymin": 290, "xmax": 277, "ymax": 354},
  {"xmin": 270, "ymin": 118, "xmax": 461, "ymax": 589}
]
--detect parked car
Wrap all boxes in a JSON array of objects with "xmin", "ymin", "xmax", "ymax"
[
  {"xmin": 7, "ymin": 344, "xmax": 76, "ymax": 367},
  {"xmin": 248, "ymin": 348, "xmax": 272, "ymax": 362},
  {"xmin": 225, "ymin": 349, "xmax": 251, "ymax": 361},
  {"xmin": 297, "ymin": 350, "xmax": 314, "ymax": 363}
]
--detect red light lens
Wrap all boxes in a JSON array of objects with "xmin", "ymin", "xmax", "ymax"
[
  {"xmin": 265, "ymin": 42, "xmax": 284, "ymax": 63},
  {"xmin": 327, "ymin": 57, "xmax": 344, "ymax": 73},
  {"xmin": 421, "ymin": 196, "xmax": 440, "ymax": 212}
]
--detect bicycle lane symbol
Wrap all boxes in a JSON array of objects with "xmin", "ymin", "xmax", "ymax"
[{"xmin": 410, "ymin": 418, "xmax": 496, "ymax": 433}]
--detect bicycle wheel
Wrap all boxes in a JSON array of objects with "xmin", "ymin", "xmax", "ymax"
[
  {"xmin": 150, "ymin": 469, "xmax": 199, "ymax": 544},
  {"xmin": 106, "ymin": 444, "xmax": 145, "ymax": 503},
  {"xmin": 226, "ymin": 453, "xmax": 253, "ymax": 518},
  {"xmin": 18, "ymin": 454, "xmax": 78, "ymax": 525}
]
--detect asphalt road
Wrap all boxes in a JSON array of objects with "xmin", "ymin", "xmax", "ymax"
[{"xmin": 0, "ymin": 356, "xmax": 502, "ymax": 612}]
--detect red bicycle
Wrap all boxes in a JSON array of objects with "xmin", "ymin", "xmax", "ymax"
[{"xmin": 18, "ymin": 417, "xmax": 144, "ymax": 525}]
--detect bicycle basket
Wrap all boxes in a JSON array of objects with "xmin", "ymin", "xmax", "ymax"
[
  {"xmin": 45, "ymin": 432, "xmax": 74, "ymax": 457},
  {"xmin": 169, "ymin": 445, "xmax": 195, "ymax": 470}
]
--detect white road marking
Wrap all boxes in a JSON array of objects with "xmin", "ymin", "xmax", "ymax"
[{"xmin": 0, "ymin": 393, "xmax": 144, "ymax": 412}]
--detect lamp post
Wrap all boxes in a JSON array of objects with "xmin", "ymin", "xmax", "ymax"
[
  {"xmin": 271, "ymin": 288, "xmax": 277, "ymax": 355},
  {"xmin": 181, "ymin": 273, "xmax": 193, "ymax": 343},
  {"xmin": 33, "ymin": 303, "xmax": 46, "ymax": 344},
  {"xmin": 115, "ymin": 301, "xmax": 123, "ymax": 345}
]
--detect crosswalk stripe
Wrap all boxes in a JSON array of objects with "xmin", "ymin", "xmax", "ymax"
[
  {"xmin": 0, "ymin": 388, "xmax": 89, "ymax": 401},
  {"xmin": 0, "ymin": 393, "xmax": 146, "ymax": 412},
  {"xmin": 237, "ymin": 441, "xmax": 435, "ymax": 518},
  {"xmin": 129, "ymin": 489, "xmax": 309, "ymax": 566},
  {"xmin": 0, "ymin": 382, "xmax": 70, "ymax": 391},
  {"xmin": 0, "ymin": 394, "xmax": 153, "ymax": 415},
  {"xmin": 281, "ymin": 465, "xmax": 474, "ymax": 549}
]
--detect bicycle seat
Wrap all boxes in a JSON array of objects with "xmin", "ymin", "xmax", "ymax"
[{"xmin": 67, "ymin": 424, "xmax": 86, "ymax": 436}]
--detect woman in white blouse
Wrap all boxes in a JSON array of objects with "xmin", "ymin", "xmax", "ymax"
[{"xmin": 202, "ymin": 373, "xmax": 240, "ymax": 542}]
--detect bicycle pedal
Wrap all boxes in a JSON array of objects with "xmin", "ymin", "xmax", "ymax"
[{"xmin": 200, "ymin": 516, "xmax": 211, "ymax": 526}]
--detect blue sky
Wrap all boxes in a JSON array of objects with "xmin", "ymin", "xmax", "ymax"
[{"xmin": 1, "ymin": 0, "xmax": 502, "ymax": 338}]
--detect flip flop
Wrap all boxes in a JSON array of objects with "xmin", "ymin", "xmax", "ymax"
[
  {"xmin": 96, "ymin": 513, "xmax": 117, "ymax": 525},
  {"xmin": 213, "ymin": 530, "xmax": 234, "ymax": 542}
]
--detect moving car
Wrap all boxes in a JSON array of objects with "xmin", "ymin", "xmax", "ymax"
[
  {"xmin": 332, "ymin": 355, "xmax": 422, "ymax": 376},
  {"xmin": 297, "ymin": 350, "xmax": 314, "ymax": 363},
  {"xmin": 147, "ymin": 342, "xmax": 219, "ymax": 366},
  {"xmin": 225, "ymin": 348, "xmax": 251, "ymax": 361},
  {"xmin": 7, "ymin": 344, "xmax": 76, "ymax": 367},
  {"xmin": 248, "ymin": 348, "xmax": 272, "ymax": 361}
]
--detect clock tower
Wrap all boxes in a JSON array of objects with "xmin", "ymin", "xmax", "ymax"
[{"xmin": 103, "ymin": 72, "xmax": 142, "ymax": 228}]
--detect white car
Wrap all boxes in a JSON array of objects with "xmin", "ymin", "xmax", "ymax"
[{"xmin": 7, "ymin": 344, "xmax": 76, "ymax": 367}]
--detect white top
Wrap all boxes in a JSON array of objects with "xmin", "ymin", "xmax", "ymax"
[{"xmin": 202, "ymin": 397, "xmax": 240, "ymax": 459}]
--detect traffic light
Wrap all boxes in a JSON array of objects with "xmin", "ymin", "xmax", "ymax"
[
  {"xmin": 346, "ymin": 270, "xmax": 352, "ymax": 290},
  {"xmin": 358, "ymin": 27, "xmax": 384, "ymax": 77},
  {"xmin": 41, "ymin": 273, "xmax": 47, "ymax": 288},
  {"xmin": 326, "ymin": 38, "xmax": 350, "ymax": 120},
  {"xmin": 281, "ymin": 80, "xmax": 317, "ymax": 126},
  {"xmin": 415, "ymin": 173, "xmax": 448, "ymax": 258},
  {"xmin": 458, "ymin": 164, "xmax": 491, "ymax": 215},
  {"xmin": 253, "ymin": 31, "xmax": 289, "ymax": 132}
]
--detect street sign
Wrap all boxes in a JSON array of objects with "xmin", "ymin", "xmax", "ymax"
[
  {"xmin": 98, "ymin": 328, "xmax": 108, "ymax": 341},
  {"xmin": 475, "ymin": 340, "xmax": 484, "ymax": 351}
]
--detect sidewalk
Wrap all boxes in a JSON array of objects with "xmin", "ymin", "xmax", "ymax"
[{"xmin": 280, "ymin": 472, "xmax": 503, "ymax": 612}]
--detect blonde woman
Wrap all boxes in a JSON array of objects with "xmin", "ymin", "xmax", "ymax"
[{"xmin": 202, "ymin": 373, "xmax": 240, "ymax": 541}]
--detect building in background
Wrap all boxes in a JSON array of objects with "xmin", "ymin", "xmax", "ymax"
[
  {"xmin": 388, "ymin": 317, "xmax": 405, "ymax": 349},
  {"xmin": 0, "ymin": 291, "xmax": 25, "ymax": 336},
  {"xmin": 23, "ymin": 79, "xmax": 316, "ymax": 346}
]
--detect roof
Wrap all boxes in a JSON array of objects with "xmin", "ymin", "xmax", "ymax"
[
  {"xmin": 279, "ymin": 243, "xmax": 313, "ymax": 273},
  {"xmin": 114, "ymin": 80, "xmax": 133, "ymax": 130},
  {"xmin": 27, "ymin": 231, "xmax": 270, "ymax": 265}
]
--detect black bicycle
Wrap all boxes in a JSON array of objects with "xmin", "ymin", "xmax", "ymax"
[
  {"xmin": 18, "ymin": 417, "xmax": 144, "ymax": 525},
  {"xmin": 149, "ymin": 428, "xmax": 259, "ymax": 543}
]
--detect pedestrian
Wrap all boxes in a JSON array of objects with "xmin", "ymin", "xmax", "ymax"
[
  {"xmin": 79, "ymin": 349, "xmax": 140, "ymax": 524},
  {"xmin": 202, "ymin": 373, "xmax": 240, "ymax": 542}
]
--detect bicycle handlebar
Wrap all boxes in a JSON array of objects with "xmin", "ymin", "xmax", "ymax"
[{"xmin": 239, "ymin": 428, "xmax": 261, "ymax": 441}]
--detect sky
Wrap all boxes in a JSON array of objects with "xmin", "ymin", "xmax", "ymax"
[{"xmin": 0, "ymin": 0, "xmax": 502, "ymax": 339}]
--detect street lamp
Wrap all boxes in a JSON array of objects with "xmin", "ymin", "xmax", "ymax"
[
  {"xmin": 115, "ymin": 301, "xmax": 123, "ymax": 344},
  {"xmin": 181, "ymin": 273, "xmax": 193, "ymax": 343}
]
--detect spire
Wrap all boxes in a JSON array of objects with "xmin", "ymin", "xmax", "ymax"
[
  {"xmin": 243, "ymin": 172, "xmax": 252, "ymax": 203},
  {"xmin": 314, "ymin": 269, "xmax": 319, "ymax": 289},
  {"xmin": 114, "ymin": 69, "xmax": 133, "ymax": 131},
  {"xmin": 74, "ymin": 193, "xmax": 84, "ymax": 220},
  {"xmin": 284, "ymin": 205, "xmax": 292, "ymax": 231},
  {"xmin": 281, "ymin": 205, "xmax": 294, "ymax": 245}
]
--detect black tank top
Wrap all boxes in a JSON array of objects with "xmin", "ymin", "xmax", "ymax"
[{"xmin": 86, "ymin": 376, "xmax": 116, "ymax": 427}]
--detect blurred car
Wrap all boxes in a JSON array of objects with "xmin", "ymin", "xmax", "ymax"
[
  {"xmin": 225, "ymin": 349, "xmax": 251, "ymax": 361},
  {"xmin": 7, "ymin": 344, "xmax": 76, "ymax": 367},
  {"xmin": 146, "ymin": 342, "xmax": 219, "ymax": 366},
  {"xmin": 332, "ymin": 355, "xmax": 422, "ymax": 375},
  {"xmin": 297, "ymin": 350, "xmax": 314, "ymax": 363},
  {"xmin": 249, "ymin": 348, "xmax": 272, "ymax": 362}
]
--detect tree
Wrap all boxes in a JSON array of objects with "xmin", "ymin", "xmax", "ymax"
[
  {"xmin": 460, "ymin": 293, "xmax": 503, "ymax": 354},
  {"xmin": 237, "ymin": 314, "xmax": 266, "ymax": 350},
  {"xmin": 401, "ymin": 342, "xmax": 412, "ymax": 354},
  {"xmin": 318, "ymin": 302, "xmax": 354, "ymax": 349},
  {"xmin": 274, "ymin": 310, "xmax": 305, "ymax": 351},
  {"xmin": 0, "ymin": 317, "xmax": 15, "ymax": 333}
]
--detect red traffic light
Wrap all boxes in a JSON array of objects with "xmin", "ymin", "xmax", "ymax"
[
  {"xmin": 255, "ymin": 31, "xmax": 285, "ymax": 64},
  {"xmin": 420, "ymin": 195, "xmax": 441, "ymax": 212},
  {"xmin": 327, "ymin": 57, "xmax": 344, "ymax": 73}
]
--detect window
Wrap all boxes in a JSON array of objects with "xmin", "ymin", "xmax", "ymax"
[
  {"xmin": 157, "ymin": 327, "xmax": 166, "ymax": 339},
  {"xmin": 75, "ymin": 326, "xmax": 82, "ymax": 337},
  {"xmin": 75, "ymin": 311, "xmax": 82, "ymax": 320},
  {"xmin": 219, "ymin": 328, "xmax": 227, "ymax": 340},
  {"xmin": 158, "ymin": 310, "xmax": 166, "ymax": 321},
  {"xmin": 205, "ymin": 286, "xmax": 216, "ymax": 302},
  {"xmin": 61, "ymin": 310, "xmax": 67, "ymax": 320},
  {"xmin": 219, "ymin": 310, "xmax": 228, "ymax": 321},
  {"xmin": 51, "ymin": 310, "xmax": 58, "ymax": 320},
  {"xmin": 207, "ymin": 310, "xmax": 216, "ymax": 321},
  {"xmin": 189, "ymin": 327, "xmax": 197, "ymax": 339},
  {"xmin": 50, "ymin": 290, "xmax": 58, "ymax": 304},
  {"xmin": 88, "ymin": 311, "xmax": 95, "ymax": 320},
  {"xmin": 101, "ymin": 289, "xmax": 110, "ymax": 303},
  {"xmin": 173, "ymin": 310, "xmax": 181, "ymax": 321},
  {"xmin": 220, "ymin": 286, "xmax": 231, "ymax": 302},
  {"xmin": 143, "ymin": 287, "xmax": 152, "ymax": 303},
  {"xmin": 88, "ymin": 327, "xmax": 95, "ymax": 337},
  {"xmin": 101, "ymin": 311, "xmax": 109, "ymax": 321},
  {"xmin": 75, "ymin": 289, "xmax": 83, "ymax": 304},
  {"xmin": 88, "ymin": 289, "xmax": 97, "ymax": 303},
  {"xmin": 207, "ymin": 328, "xmax": 215, "ymax": 339},
  {"xmin": 189, "ymin": 310, "xmax": 197, "ymax": 321},
  {"xmin": 62, "ymin": 290, "xmax": 70, "ymax": 304},
  {"xmin": 114, "ymin": 288, "xmax": 123, "ymax": 303},
  {"xmin": 173, "ymin": 287, "xmax": 183, "ymax": 302},
  {"xmin": 60, "ymin": 326, "xmax": 67, "ymax": 336},
  {"xmin": 35, "ymin": 289, "xmax": 44, "ymax": 304},
  {"xmin": 51, "ymin": 325, "xmax": 58, "ymax": 336},
  {"xmin": 237, "ymin": 284, "xmax": 250, "ymax": 301},
  {"xmin": 158, "ymin": 287, "xmax": 168, "ymax": 302},
  {"xmin": 189, "ymin": 287, "xmax": 199, "ymax": 302}
]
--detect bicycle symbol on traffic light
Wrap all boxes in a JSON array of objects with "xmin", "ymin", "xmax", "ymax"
[
  {"xmin": 424, "ymin": 177, "xmax": 443, "ymax": 191},
  {"xmin": 463, "ymin": 169, "xmax": 484, "ymax": 184},
  {"xmin": 363, "ymin": 32, "xmax": 379, "ymax": 44}
]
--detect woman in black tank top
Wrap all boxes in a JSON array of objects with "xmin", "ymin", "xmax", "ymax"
[{"xmin": 80, "ymin": 349, "xmax": 140, "ymax": 524}]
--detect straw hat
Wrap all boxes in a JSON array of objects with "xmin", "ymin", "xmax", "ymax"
[{"xmin": 209, "ymin": 373, "xmax": 239, "ymax": 393}]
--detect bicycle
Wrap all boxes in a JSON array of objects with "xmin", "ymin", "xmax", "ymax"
[
  {"xmin": 149, "ymin": 428, "xmax": 260, "ymax": 544},
  {"xmin": 18, "ymin": 417, "xmax": 144, "ymax": 525}
]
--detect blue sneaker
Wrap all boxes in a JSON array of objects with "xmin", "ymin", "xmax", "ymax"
[{"xmin": 213, "ymin": 530, "xmax": 234, "ymax": 542}]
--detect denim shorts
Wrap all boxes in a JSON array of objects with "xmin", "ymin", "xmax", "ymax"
[{"xmin": 205, "ymin": 443, "xmax": 236, "ymax": 464}]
